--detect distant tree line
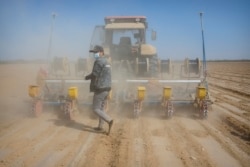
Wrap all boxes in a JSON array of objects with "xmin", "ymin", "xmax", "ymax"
[
  {"xmin": 207, "ymin": 59, "xmax": 250, "ymax": 62},
  {"xmin": 0, "ymin": 58, "xmax": 249, "ymax": 64},
  {"xmin": 0, "ymin": 59, "xmax": 47, "ymax": 64}
]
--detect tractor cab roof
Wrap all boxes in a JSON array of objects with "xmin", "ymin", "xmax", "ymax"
[
  {"xmin": 105, "ymin": 16, "xmax": 146, "ymax": 23},
  {"xmin": 104, "ymin": 16, "xmax": 147, "ymax": 29}
]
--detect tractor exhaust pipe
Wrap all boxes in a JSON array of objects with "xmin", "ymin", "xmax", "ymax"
[{"xmin": 199, "ymin": 12, "xmax": 207, "ymax": 78}]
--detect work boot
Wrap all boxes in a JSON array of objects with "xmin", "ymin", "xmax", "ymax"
[
  {"xmin": 107, "ymin": 120, "xmax": 113, "ymax": 135},
  {"xmin": 93, "ymin": 127, "xmax": 104, "ymax": 131}
]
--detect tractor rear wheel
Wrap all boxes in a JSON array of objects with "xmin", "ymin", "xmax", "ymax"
[
  {"xmin": 149, "ymin": 56, "xmax": 158, "ymax": 77},
  {"xmin": 199, "ymin": 100, "xmax": 208, "ymax": 119}
]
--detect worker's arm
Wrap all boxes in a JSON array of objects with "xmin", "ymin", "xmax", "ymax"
[
  {"xmin": 85, "ymin": 59, "xmax": 103, "ymax": 80},
  {"xmin": 85, "ymin": 73, "xmax": 94, "ymax": 80}
]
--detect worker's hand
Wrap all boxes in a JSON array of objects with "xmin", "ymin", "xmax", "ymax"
[
  {"xmin": 85, "ymin": 74, "xmax": 92, "ymax": 80},
  {"xmin": 85, "ymin": 75, "xmax": 90, "ymax": 80}
]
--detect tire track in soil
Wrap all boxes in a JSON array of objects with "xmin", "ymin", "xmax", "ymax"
[
  {"xmin": 78, "ymin": 112, "xmax": 158, "ymax": 167},
  {"xmin": 178, "ymin": 116, "xmax": 243, "ymax": 167},
  {"xmin": 131, "ymin": 117, "xmax": 158, "ymax": 167},
  {"xmin": 108, "ymin": 119, "xmax": 132, "ymax": 167},
  {"xmin": 0, "ymin": 104, "xmax": 59, "ymax": 141},
  {"xmin": 163, "ymin": 118, "xmax": 215, "ymax": 167},
  {"xmin": 143, "ymin": 117, "xmax": 184, "ymax": 167},
  {"xmin": 78, "ymin": 118, "xmax": 127, "ymax": 167},
  {"xmin": 198, "ymin": 119, "xmax": 250, "ymax": 167},
  {"xmin": 21, "ymin": 126, "xmax": 78, "ymax": 166},
  {"xmin": 24, "ymin": 118, "xmax": 95, "ymax": 167},
  {"xmin": 0, "ymin": 117, "xmax": 61, "ymax": 166},
  {"xmin": 224, "ymin": 116, "xmax": 250, "ymax": 144},
  {"xmin": 210, "ymin": 85, "xmax": 250, "ymax": 114},
  {"xmin": 0, "ymin": 116, "xmax": 47, "ymax": 146},
  {"xmin": 212, "ymin": 103, "xmax": 250, "ymax": 127},
  {"xmin": 0, "ymin": 112, "xmax": 97, "ymax": 167},
  {"xmin": 203, "ymin": 104, "xmax": 250, "ymax": 160},
  {"xmin": 66, "ymin": 133, "xmax": 96, "ymax": 167},
  {"xmin": 210, "ymin": 104, "xmax": 250, "ymax": 156},
  {"xmin": 0, "ymin": 113, "xmax": 56, "ymax": 151}
]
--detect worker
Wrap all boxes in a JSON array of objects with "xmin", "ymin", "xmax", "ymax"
[{"xmin": 85, "ymin": 45, "xmax": 113, "ymax": 135}]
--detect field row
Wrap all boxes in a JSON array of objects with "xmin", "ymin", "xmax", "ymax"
[
  {"xmin": 208, "ymin": 72, "xmax": 250, "ymax": 83},
  {"xmin": 207, "ymin": 62, "xmax": 250, "ymax": 74},
  {"xmin": 208, "ymin": 79, "xmax": 250, "ymax": 97}
]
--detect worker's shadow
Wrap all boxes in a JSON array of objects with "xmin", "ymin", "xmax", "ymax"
[{"xmin": 47, "ymin": 118, "xmax": 106, "ymax": 134}]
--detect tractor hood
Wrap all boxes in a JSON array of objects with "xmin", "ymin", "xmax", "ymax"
[
  {"xmin": 105, "ymin": 23, "xmax": 145, "ymax": 29},
  {"xmin": 140, "ymin": 44, "xmax": 157, "ymax": 56}
]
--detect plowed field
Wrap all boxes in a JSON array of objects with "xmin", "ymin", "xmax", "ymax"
[{"xmin": 0, "ymin": 62, "xmax": 249, "ymax": 167}]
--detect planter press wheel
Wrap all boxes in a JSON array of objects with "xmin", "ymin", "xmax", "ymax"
[
  {"xmin": 199, "ymin": 101, "xmax": 208, "ymax": 119},
  {"xmin": 64, "ymin": 101, "xmax": 73, "ymax": 120},
  {"xmin": 165, "ymin": 101, "xmax": 173, "ymax": 119},
  {"xmin": 133, "ymin": 100, "xmax": 141, "ymax": 119},
  {"xmin": 32, "ymin": 99, "xmax": 43, "ymax": 117}
]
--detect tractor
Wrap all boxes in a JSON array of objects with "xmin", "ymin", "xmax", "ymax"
[
  {"xmin": 86, "ymin": 16, "xmax": 211, "ymax": 118},
  {"xmin": 28, "ymin": 15, "xmax": 212, "ymax": 120}
]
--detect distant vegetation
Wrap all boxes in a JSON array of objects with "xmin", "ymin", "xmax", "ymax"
[
  {"xmin": 0, "ymin": 59, "xmax": 47, "ymax": 64},
  {"xmin": 207, "ymin": 59, "xmax": 250, "ymax": 62},
  {"xmin": 0, "ymin": 58, "xmax": 249, "ymax": 64}
]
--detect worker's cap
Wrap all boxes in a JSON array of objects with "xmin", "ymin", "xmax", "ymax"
[{"xmin": 89, "ymin": 45, "xmax": 104, "ymax": 53}]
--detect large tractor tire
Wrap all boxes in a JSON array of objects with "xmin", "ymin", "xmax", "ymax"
[{"xmin": 149, "ymin": 56, "xmax": 159, "ymax": 77}]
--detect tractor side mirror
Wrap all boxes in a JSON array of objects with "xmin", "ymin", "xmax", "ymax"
[{"xmin": 151, "ymin": 30, "xmax": 157, "ymax": 41}]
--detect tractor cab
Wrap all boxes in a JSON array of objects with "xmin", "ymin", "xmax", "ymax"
[{"xmin": 89, "ymin": 16, "xmax": 158, "ymax": 78}]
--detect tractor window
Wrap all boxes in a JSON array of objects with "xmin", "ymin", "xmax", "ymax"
[
  {"xmin": 111, "ymin": 29, "xmax": 141, "ymax": 45},
  {"xmin": 89, "ymin": 25, "xmax": 105, "ymax": 49}
]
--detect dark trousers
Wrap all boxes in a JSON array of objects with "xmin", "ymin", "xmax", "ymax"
[{"xmin": 93, "ymin": 91, "xmax": 112, "ymax": 128}]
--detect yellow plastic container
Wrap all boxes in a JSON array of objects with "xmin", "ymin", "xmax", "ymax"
[
  {"xmin": 28, "ymin": 85, "xmax": 40, "ymax": 98},
  {"xmin": 68, "ymin": 87, "xmax": 78, "ymax": 99},
  {"xmin": 137, "ymin": 86, "xmax": 146, "ymax": 100},
  {"xmin": 163, "ymin": 87, "xmax": 172, "ymax": 99},
  {"xmin": 196, "ymin": 86, "xmax": 206, "ymax": 99}
]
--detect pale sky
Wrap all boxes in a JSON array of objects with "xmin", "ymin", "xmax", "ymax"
[{"xmin": 0, "ymin": 0, "xmax": 249, "ymax": 60}]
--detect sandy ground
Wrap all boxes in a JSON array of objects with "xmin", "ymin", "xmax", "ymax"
[{"xmin": 0, "ymin": 62, "xmax": 249, "ymax": 167}]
